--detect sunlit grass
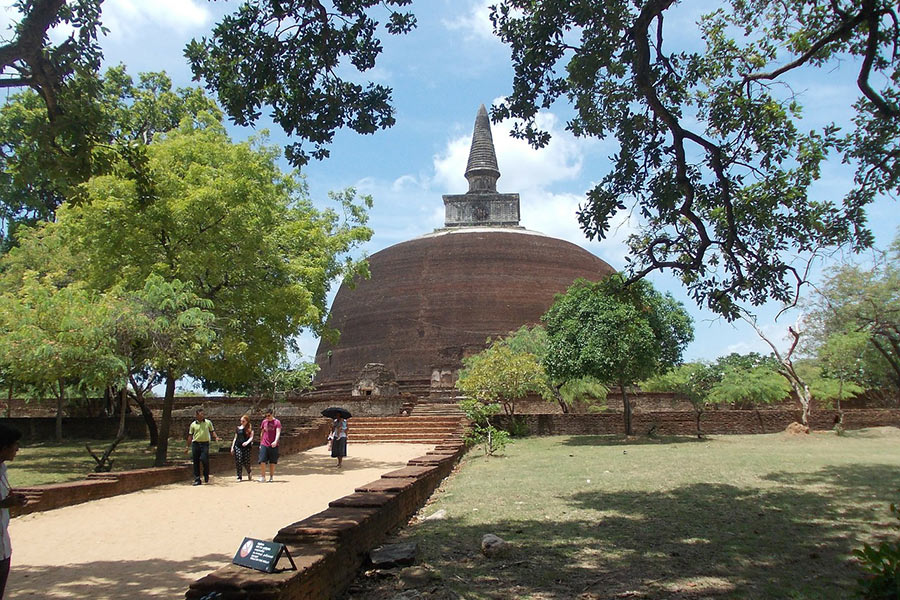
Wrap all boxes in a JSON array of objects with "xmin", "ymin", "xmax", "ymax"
[
  {"xmin": 360, "ymin": 428, "xmax": 900, "ymax": 600},
  {"xmin": 7, "ymin": 437, "xmax": 230, "ymax": 487}
]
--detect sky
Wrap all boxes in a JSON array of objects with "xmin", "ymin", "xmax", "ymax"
[{"xmin": 1, "ymin": 0, "xmax": 898, "ymax": 377}]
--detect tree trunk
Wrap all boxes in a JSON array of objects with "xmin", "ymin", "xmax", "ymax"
[
  {"xmin": 129, "ymin": 374, "xmax": 159, "ymax": 446},
  {"xmin": 55, "ymin": 379, "xmax": 65, "ymax": 442},
  {"xmin": 620, "ymin": 382, "xmax": 633, "ymax": 436},
  {"xmin": 553, "ymin": 385, "xmax": 569, "ymax": 413},
  {"xmin": 695, "ymin": 409, "xmax": 703, "ymax": 439},
  {"xmin": 154, "ymin": 372, "xmax": 176, "ymax": 467},
  {"xmin": 5, "ymin": 382, "xmax": 12, "ymax": 418},
  {"xmin": 870, "ymin": 338, "xmax": 900, "ymax": 392},
  {"xmin": 796, "ymin": 381, "xmax": 811, "ymax": 427},
  {"xmin": 116, "ymin": 387, "xmax": 128, "ymax": 440}
]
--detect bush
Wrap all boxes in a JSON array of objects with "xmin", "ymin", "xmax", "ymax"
[
  {"xmin": 464, "ymin": 424, "xmax": 510, "ymax": 456},
  {"xmin": 854, "ymin": 502, "xmax": 900, "ymax": 599},
  {"xmin": 505, "ymin": 416, "xmax": 530, "ymax": 438}
]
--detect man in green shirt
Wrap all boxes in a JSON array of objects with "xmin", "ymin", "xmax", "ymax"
[{"xmin": 186, "ymin": 409, "xmax": 219, "ymax": 485}]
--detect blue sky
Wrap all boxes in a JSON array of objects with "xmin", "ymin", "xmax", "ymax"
[{"xmin": 2, "ymin": 0, "xmax": 897, "ymax": 375}]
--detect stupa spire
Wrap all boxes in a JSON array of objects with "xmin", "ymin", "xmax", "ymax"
[
  {"xmin": 441, "ymin": 104, "xmax": 520, "ymax": 229},
  {"xmin": 464, "ymin": 104, "xmax": 501, "ymax": 193}
]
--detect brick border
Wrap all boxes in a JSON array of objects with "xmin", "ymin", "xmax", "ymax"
[
  {"xmin": 11, "ymin": 420, "xmax": 332, "ymax": 517},
  {"xmin": 185, "ymin": 440, "xmax": 467, "ymax": 600},
  {"xmin": 492, "ymin": 408, "xmax": 900, "ymax": 436}
]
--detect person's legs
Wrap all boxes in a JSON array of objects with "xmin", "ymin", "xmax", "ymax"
[
  {"xmin": 0, "ymin": 556, "xmax": 10, "ymax": 599},
  {"xmin": 199, "ymin": 442, "xmax": 210, "ymax": 482},
  {"xmin": 191, "ymin": 442, "xmax": 202, "ymax": 483},
  {"xmin": 267, "ymin": 446, "xmax": 278, "ymax": 481},
  {"xmin": 234, "ymin": 447, "xmax": 242, "ymax": 479},
  {"xmin": 258, "ymin": 445, "xmax": 268, "ymax": 482}
]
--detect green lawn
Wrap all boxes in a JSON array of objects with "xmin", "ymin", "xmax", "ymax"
[
  {"xmin": 6, "ymin": 438, "xmax": 231, "ymax": 487},
  {"xmin": 348, "ymin": 428, "xmax": 900, "ymax": 600}
]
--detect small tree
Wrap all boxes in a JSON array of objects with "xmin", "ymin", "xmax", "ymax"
[
  {"xmin": 458, "ymin": 397, "xmax": 510, "ymax": 456},
  {"xmin": 643, "ymin": 362, "xmax": 718, "ymax": 438},
  {"xmin": 0, "ymin": 276, "xmax": 126, "ymax": 440},
  {"xmin": 544, "ymin": 276, "xmax": 693, "ymax": 436},
  {"xmin": 503, "ymin": 324, "xmax": 608, "ymax": 413},
  {"xmin": 707, "ymin": 366, "xmax": 791, "ymax": 409},
  {"xmin": 456, "ymin": 341, "xmax": 551, "ymax": 417},
  {"xmin": 744, "ymin": 314, "xmax": 816, "ymax": 426}
]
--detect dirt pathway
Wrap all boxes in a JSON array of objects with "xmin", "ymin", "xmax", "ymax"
[{"xmin": 6, "ymin": 443, "xmax": 432, "ymax": 599}]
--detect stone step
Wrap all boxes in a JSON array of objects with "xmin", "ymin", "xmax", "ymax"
[
  {"xmin": 353, "ymin": 415, "xmax": 465, "ymax": 422},
  {"xmin": 351, "ymin": 433, "xmax": 463, "ymax": 442},
  {"xmin": 351, "ymin": 424, "xmax": 463, "ymax": 432}
]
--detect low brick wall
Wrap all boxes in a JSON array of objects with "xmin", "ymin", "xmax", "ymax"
[
  {"xmin": 493, "ymin": 408, "xmax": 900, "ymax": 436},
  {"xmin": 10, "ymin": 420, "xmax": 332, "ymax": 517},
  {"xmin": 185, "ymin": 441, "xmax": 467, "ymax": 600},
  {"xmin": 1, "ymin": 416, "xmax": 149, "ymax": 440}
]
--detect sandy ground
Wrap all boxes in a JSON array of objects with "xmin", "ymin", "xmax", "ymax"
[{"xmin": 6, "ymin": 443, "xmax": 432, "ymax": 599}]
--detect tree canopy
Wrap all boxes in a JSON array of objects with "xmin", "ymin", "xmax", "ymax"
[
  {"xmin": 804, "ymin": 233, "xmax": 900, "ymax": 395},
  {"xmin": 0, "ymin": 118, "xmax": 372, "ymax": 458},
  {"xmin": 0, "ymin": 66, "xmax": 222, "ymax": 249},
  {"xmin": 543, "ymin": 275, "xmax": 693, "ymax": 435},
  {"xmin": 0, "ymin": 1, "xmax": 415, "ymax": 172},
  {"xmin": 491, "ymin": 0, "xmax": 898, "ymax": 318}
]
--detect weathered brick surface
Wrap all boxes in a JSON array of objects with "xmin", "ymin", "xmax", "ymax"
[
  {"xmin": 185, "ymin": 438, "xmax": 465, "ymax": 600},
  {"xmin": 493, "ymin": 408, "xmax": 900, "ymax": 436}
]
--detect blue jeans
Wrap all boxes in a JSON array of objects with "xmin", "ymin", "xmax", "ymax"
[{"xmin": 192, "ymin": 441, "xmax": 210, "ymax": 482}]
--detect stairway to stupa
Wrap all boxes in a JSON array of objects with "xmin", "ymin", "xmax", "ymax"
[{"xmin": 349, "ymin": 401, "xmax": 468, "ymax": 444}]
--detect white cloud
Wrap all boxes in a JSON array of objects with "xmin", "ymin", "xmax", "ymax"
[
  {"xmin": 0, "ymin": 0, "xmax": 211, "ymax": 46},
  {"xmin": 432, "ymin": 108, "xmax": 586, "ymax": 194},
  {"xmin": 102, "ymin": 0, "xmax": 211, "ymax": 39},
  {"xmin": 442, "ymin": 1, "xmax": 496, "ymax": 43}
]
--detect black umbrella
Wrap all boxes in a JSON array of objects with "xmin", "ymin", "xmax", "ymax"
[{"xmin": 321, "ymin": 406, "xmax": 351, "ymax": 419}]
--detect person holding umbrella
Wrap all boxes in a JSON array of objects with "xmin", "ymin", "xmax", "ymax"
[{"xmin": 322, "ymin": 407, "xmax": 350, "ymax": 468}]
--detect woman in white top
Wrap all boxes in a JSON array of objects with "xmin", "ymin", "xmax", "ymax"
[
  {"xmin": 0, "ymin": 424, "xmax": 27, "ymax": 599},
  {"xmin": 330, "ymin": 417, "xmax": 348, "ymax": 468}
]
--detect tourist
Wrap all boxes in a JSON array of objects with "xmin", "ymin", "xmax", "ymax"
[
  {"xmin": 230, "ymin": 414, "xmax": 254, "ymax": 481},
  {"xmin": 0, "ymin": 423, "xmax": 27, "ymax": 599},
  {"xmin": 330, "ymin": 416, "xmax": 348, "ymax": 468},
  {"xmin": 258, "ymin": 409, "xmax": 281, "ymax": 482},
  {"xmin": 186, "ymin": 409, "xmax": 219, "ymax": 486}
]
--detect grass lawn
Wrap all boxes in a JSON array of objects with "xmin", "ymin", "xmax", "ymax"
[
  {"xmin": 7, "ymin": 438, "xmax": 231, "ymax": 487},
  {"xmin": 347, "ymin": 428, "xmax": 900, "ymax": 600}
]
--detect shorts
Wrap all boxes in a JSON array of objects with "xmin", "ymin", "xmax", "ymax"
[{"xmin": 259, "ymin": 445, "xmax": 279, "ymax": 464}]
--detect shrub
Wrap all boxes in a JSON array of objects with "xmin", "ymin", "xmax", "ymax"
[{"xmin": 854, "ymin": 502, "xmax": 900, "ymax": 599}]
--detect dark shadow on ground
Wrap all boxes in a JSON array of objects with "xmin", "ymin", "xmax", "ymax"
[
  {"xmin": 345, "ymin": 463, "xmax": 893, "ymax": 600},
  {"xmin": 273, "ymin": 446, "xmax": 433, "ymax": 477},
  {"xmin": 8, "ymin": 554, "xmax": 227, "ymax": 599},
  {"xmin": 561, "ymin": 434, "xmax": 710, "ymax": 447}
]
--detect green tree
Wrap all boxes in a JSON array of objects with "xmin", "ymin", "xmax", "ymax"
[
  {"xmin": 119, "ymin": 276, "xmax": 216, "ymax": 466},
  {"xmin": 502, "ymin": 324, "xmax": 607, "ymax": 413},
  {"xmin": 817, "ymin": 331, "xmax": 869, "ymax": 419},
  {"xmin": 0, "ymin": 66, "xmax": 222, "ymax": 249},
  {"xmin": 456, "ymin": 341, "xmax": 551, "ymax": 417},
  {"xmin": 457, "ymin": 397, "xmax": 509, "ymax": 457},
  {"xmin": 0, "ymin": 275, "xmax": 125, "ymax": 440},
  {"xmin": 707, "ymin": 365, "xmax": 791, "ymax": 408},
  {"xmin": 1, "ymin": 1, "xmax": 416, "ymax": 171},
  {"xmin": 804, "ymin": 235, "xmax": 900, "ymax": 397},
  {"xmin": 2, "ymin": 119, "xmax": 371, "ymax": 460},
  {"xmin": 642, "ymin": 362, "xmax": 718, "ymax": 438},
  {"xmin": 490, "ymin": 0, "xmax": 896, "ymax": 318},
  {"xmin": 543, "ymin": 275, "xmax": 694, "ymax": 436}
]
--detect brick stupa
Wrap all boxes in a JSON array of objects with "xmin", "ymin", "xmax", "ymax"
[{"xmin": 312, "ymin": 105, "xmax": 615, "ymax": 395}]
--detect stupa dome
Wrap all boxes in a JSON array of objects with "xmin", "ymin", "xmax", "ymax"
[{"xmin": 312, "ymin": 106, "xmax": 615, "ymax": 392}]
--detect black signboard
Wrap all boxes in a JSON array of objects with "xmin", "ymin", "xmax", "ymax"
[{"xmin": 232, "ymin": 537, "xmax": 297, "ymax": 573}]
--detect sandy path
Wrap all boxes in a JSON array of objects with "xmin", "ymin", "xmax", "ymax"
[{"xmin": 6, "ymin": 443, "xmax": 432, "ymax": 599}]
